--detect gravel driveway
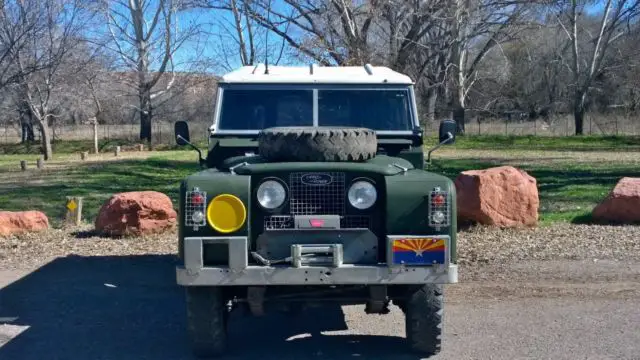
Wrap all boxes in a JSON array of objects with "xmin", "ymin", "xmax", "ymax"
[{"xmin": 1, "ymin": 224, "xmax": 639, "ymax": 359}]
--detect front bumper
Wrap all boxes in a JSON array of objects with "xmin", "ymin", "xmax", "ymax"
[{"xmin": 176, "ymin": 236, "xmax": 458, "ymax": 286}]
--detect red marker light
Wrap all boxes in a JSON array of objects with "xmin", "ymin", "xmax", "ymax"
[
  {"xmin": 310, "ymin": 219, "xmax": 325, "ymax": 227},
  {"xmin": 432, "ymin": 194, "xmax": 446, "ymax": 206},
  {"xmin": 191, "ymin": 193, "xmax": 204, "ymax": 205}
]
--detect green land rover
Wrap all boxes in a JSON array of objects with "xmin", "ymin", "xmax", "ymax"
[{"xmin": 174, "ymin": 64, "xmax": 458, "ymax": 358}]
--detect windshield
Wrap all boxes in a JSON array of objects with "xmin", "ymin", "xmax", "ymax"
[
  {"xmin": 318, "ymin": 89, "xmax": 412, "ymax": 130},
  {"xmin": 216, "ymin": 86, "xmax": 414, "ymax": 131}
]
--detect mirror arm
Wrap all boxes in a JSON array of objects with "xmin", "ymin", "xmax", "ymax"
[
  {"xmin": 177, "ymin": 135, "xmax": 206, "ymax": 167},
  {"xmin": 426, "ymin": 132, "xmax": 453, "ymax": 164}
]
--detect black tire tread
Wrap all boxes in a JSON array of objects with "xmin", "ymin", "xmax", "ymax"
[
  {"xmin": 258, "ymin": 127, "xmax": 377, "ymax": 162},
  {"xmin": 186, "ymin": 287, "xmax": 228, "ymax": 358},
  {"xmin": 404, "ymin": 284, "xmax": 443, "ymax": 356}
]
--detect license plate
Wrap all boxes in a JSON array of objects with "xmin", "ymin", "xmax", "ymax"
[{"xmin": 391, "ymin": 238, "xmax": 445, "ymax": 265}]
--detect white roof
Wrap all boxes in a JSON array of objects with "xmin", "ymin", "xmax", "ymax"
[{"xmin": 220, "ymin": 64, "xmax": 414, "ymax": 85}]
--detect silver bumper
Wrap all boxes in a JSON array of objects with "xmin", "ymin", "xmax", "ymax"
[{"xmin": 177, "ymin": 236, "xmax": 458, "ymax": 286}]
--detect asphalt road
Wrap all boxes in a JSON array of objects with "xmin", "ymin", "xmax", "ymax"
[{"xmin": 1, "ymin": 256, "xmax": 639, "ymax": 360}]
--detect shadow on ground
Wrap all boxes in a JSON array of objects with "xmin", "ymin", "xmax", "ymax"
[{"xmin": 0, "ymin": 255, "xmax": 420, "ymax": 360}]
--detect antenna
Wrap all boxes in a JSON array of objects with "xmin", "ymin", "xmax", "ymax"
[{"xmin": 264, "ymin": 0, "xmax": 273, "ymax": 75}]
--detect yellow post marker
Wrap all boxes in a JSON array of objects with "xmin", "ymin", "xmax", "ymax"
[{"xmin": 65, "ymin": 196, "xmax": 83, "ymax": 226}]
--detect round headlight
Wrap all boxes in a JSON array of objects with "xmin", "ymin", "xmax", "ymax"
[
  {"xmin": 348, "ymin": 180, "xmax": 377, "ymax": 210},
  {"xmin": 257, "ymin": 180, "xmax": 286, "ymax": 209}
]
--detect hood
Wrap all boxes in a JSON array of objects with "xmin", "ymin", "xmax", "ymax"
[{"xmin": 225, "ymin": 154, "xmax": 415, "ymax": 176}]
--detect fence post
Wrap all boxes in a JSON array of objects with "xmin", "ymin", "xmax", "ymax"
[
  {"xmin": 37, "ymin": 156, "xmax": 44, "ymax": 169},
  {"xmin": 20, "ymin": 160, "xmax": 27, "ymax": 171}
]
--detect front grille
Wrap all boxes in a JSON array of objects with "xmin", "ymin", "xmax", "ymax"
[
  {"xmin": 289, "ymin": 172, "xmax": 345, "ymax": 215},
  {"xmin": 260, "ymin": 172, "xmax": 374, "ymax": 231},
  {"xmin": 264, "ymin": 215, "xmax": 370, "ymax": 230}
]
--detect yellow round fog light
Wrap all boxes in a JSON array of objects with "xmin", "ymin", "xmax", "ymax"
[{"xmin": 206, "ymin": 194, "xmax": 247, "ymax": 233}]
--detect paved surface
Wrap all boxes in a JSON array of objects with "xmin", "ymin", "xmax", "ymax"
[{"xmin": 1, "ymin": 255, "xmax": 639, "ymax": 360}]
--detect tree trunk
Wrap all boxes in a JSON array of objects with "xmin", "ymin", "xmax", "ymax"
[
  {"xmin": 40, "ymin": 122, "xmax": 53, "ymax": 160},
  {"xmin": 21, "ymin": 121, "xmax": 35, "ymax": 143},
  {"xmin": 574, "ymin": 91, "xmax": 587, "ymax": 135},
  {"xmin": 574, "ymin": 105, "xmax": 585, "ymax": 135},
  {"xmin": 425, "ymin": 89, "xmax": 438, "ymax": 125},
  {"xmin": 139, "ymin": 87, "xmax": 153, "ymax": 142},
  {"xmin": 19, "ymin": 103, "xmax": 35, "ymax": 143},
  {"xmin": 452, "ymin": 105, "xmax": 465, "ymax": 134},
  {"xmin": 93, "ymin": 119, "xmax": 99, "ymax": 154}
]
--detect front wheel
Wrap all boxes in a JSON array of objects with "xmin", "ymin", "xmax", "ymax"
[
  {"xmin": 185, "ymin": 287, "xmax": 229, "ymax": 358},
  {"xmin": 403, "ymin": 284, "xmax": 444, "ymax": 356}
]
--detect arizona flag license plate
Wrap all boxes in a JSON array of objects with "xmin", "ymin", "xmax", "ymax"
[{"xmin": 391, "ymin": 237, "xmax": 446, "ymax": 265}]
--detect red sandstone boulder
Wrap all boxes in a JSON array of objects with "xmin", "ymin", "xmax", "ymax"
[
  {"xmin": 0, "ymin": 211, "xmax": 49, "ymax": 237},
  {"xmin": 95, "ymin": 191, "xmax": 177, "ymax": 236},
  {"xmin": 592, "ymin": 177, "xmax": 640, "ymax": 224},
  {"xmin": 455, "ymin": 166, "xmax": 539, "ymax": 227}
]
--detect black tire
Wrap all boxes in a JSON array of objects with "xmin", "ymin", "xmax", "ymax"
[
  {"xmin": 185, "ymin": 287, "xmax": 228, "ymax": 358},
  {"xmin": 404, "ymin": 284, "xmax": 443, "ymax": 356},
  {"xmin": 258, "ymin": 127, "xmax": 377, "ymax": 162}
]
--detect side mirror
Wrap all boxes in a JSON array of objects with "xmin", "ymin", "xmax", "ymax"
[
  {"xmin": 438, "ymin": 119, "xmax": 456, "ymax": 145},
  {"xmin": 175, "ymin": 121, "xmax": 190, "ymax": 145}
]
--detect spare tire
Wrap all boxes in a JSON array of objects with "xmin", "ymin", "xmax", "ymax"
[{"xmin": 258, "ymin": 127, "xmax": 377, "ymax": 162}]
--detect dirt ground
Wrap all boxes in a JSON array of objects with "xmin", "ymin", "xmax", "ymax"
[{"xmin": 1, "ymin": 241, "xmax": 638, "ymax": 359}]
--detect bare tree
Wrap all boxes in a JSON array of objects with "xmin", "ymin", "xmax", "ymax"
[
  {"xmin": 551, "ymin": 0, "xmax": 640, "ymax": 134},
  {"xmin": 0, "ymin": 0, "xmax": 95, "ymax": 159},
  {"xmin": 441, "ymin": 0, "xmax": 536, "ymax": 133},
  {"xmin": 101, "ymin": 0, "xmax": 199, "ymax": 143}
]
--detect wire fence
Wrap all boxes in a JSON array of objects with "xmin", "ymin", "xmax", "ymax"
[
  {"xmin": 422, "ymin": 113, "xmax": 640, "ymax": 136},
  {"xmin": 0, "ymin": 121, "xmax": 212, "ymax": 146},
  {"xmin": 1, "ymin": 113, "xmax": 639, "ymax": 146}
]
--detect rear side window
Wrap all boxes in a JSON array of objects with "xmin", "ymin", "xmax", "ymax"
[{"xmin": 218, "ymin": 89, "xmax": 313, "ymax": 130}]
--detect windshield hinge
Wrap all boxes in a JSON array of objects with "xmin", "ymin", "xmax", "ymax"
[
  {"xmin": 390, "ymin": 163, "xmax": 409, "ymax": 173},
  {"xmin": 229, "ymin": 162, "xmax": 249, "ymax": 175}
]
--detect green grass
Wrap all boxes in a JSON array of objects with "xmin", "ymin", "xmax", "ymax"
[
  {"xmin": 0, "ymin": 138, "xmax": 209, "ymax": 155},
  {"xmin": 0, "ymin": 151, "xmax": 197, "ymax": 227},
  {"xmin": 4, "ymin": 134, "xmax": 639, "ymax": 156},
  {"xmin": 442, "ymin": 134, "xmax": 640, "ymax": 151},
  {"xmin": 430, "ymin": 154, "xmax": 640, "ymax": 225},
  {"xmin": 1, "ymin": 135, "xmax": 638, "ymax": 227}
]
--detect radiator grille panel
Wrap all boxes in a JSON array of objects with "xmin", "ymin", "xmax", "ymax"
[{"xmin": 289, "ymin": 172, "xmax": 345, "ymax": 215}]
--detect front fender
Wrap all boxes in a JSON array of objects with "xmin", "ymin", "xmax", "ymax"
[
  {"xmin": 178, "ymin": 169, "xmax": 251, "ymax": 261},
  {"xmin": 385, "ymin": 170, "xmax": 457, "ymax": 263}
]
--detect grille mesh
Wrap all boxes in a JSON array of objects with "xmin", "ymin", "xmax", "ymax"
[
  {"xmin": 289, "ymin": 172, "xmax": 345, "ymax": 215},
  {"xmin": 340, "ymin": 215, "xmax": 370, "ymax": 229},
  {"xmin": 264, "ymin": 215, "xmax": 294, "ymax": 230}
]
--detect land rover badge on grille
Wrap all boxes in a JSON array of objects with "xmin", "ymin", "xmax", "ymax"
[{"xmin": 301, "ymin": 173, "xmax": 333, "ymax": 186}]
